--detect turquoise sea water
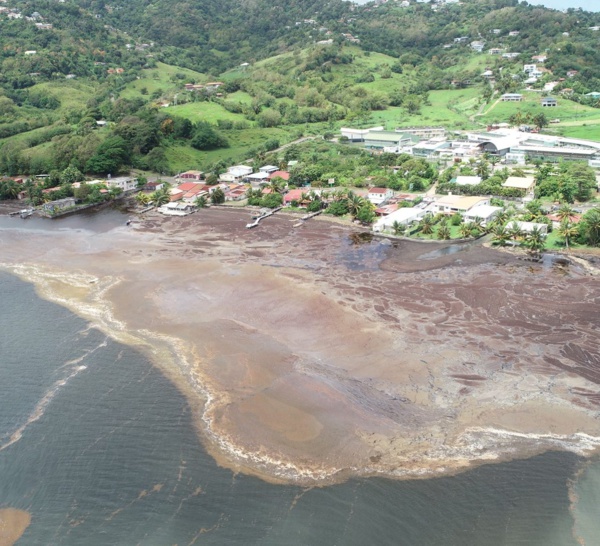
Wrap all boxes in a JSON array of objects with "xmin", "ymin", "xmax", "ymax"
[{"xmin": 1, "ymin": 213, "xmax": 599, "ymax": 544}]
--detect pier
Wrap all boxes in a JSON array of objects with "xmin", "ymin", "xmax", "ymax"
[{"xmin": 246, "ymin": 206, "xmax": 282, "ymax": 229}]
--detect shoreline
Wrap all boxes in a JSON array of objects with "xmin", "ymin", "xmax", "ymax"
[{"xmin": 1, "ymin": 207, "xmax": 600, "ymax": 486}]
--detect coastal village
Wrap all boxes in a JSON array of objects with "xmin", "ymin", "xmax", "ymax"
[{"xmin": 4, "ymin": 122, "xmax": 600, "ymax": 254}]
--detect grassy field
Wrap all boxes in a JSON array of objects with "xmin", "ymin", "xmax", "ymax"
[
  {"xmin": 480, "ymin": 91, "xmax": 600, "ymax": 125},
  {"xmin": 165, "ymin": 126, "xmax": 298, "ymax": 171},
  {"xmin": 165, "ymin": 101, "xmax": 249, "ymax": 124},
  {"xmin": 549, "ymin": 124, "xmax": 600, "ymax": 142},
  {"xmin": 31, "ymin": 80, "xmax": 96, "ymax": 113},
  {"xmin": 367, "ymin": 88, "xmax": 482, "ymax": 129},
  {"xmin": 120, "ymin": 62, "xmax": 205, "ymax": 100}
]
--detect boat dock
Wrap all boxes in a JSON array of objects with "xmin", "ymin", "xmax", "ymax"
[
  {"xmin": 293, "ymin": 210, "xmax": 322, "ymax": 228},
  {"xmin": 246, "ymin": 207, "xmax": 282, "ymax": 229}
]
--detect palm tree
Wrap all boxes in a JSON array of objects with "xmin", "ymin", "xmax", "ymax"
[
  {"xmin": 583, "ymin": 209, "xmax": 600, "ymax": 246},
  {"xmin": 194, "ymin": 195, "xmax": 208, "ymax": 208},
  {"xmin": 491, "ymin": 224, "xmax": 510, "ymax": 246},
  {"xmin": 347, "ymin": 192, "xmax": 365, "ymax": 218},
  {"xmin": 459, "ymin": 222, "xmax": 473, "ymax": 239},
  {"xmin": 557, "ymin": 203, "xmax": 574, "ymax": 223},
  {"xmin": 151, "ymin": 189, "xmax": 170, "ymax": 206},
  {"xmin": 437, "ymin": 223, "xmax": 451, "ymax": 240},
  {"xmin": 558, "ymin": 219, "xmax": 578, "ymax": 251},
  {"xmin": 392, "ymin": 220, "xmax": 405, "ymax": 236},
  {"xmin": 508, "ymin": 221, "xmax": 523, "ymax": 244},
  {"xmin": 494, "ymin": 210, "xmax": 509, "ymax": 227},
  {"xmin": 419, "ymin": 214, "xmax": 434, "ymax": 236},
  {"xmin": 526, "ymin": 226, "xmax": 546, "ymax": 256},
  {"xmin": 135, "ymin": 192, "xmax": 151, "ymax": 206}
]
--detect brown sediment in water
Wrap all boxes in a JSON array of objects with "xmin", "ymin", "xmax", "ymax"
[
  {"xmin": 1, "ymin": 207, "xmax": 600, "ymax": 485},
  {"xmin": 0, "ymin": 508, "xmax": 31, "ymax": 546}
]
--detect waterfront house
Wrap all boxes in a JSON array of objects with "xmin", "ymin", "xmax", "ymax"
[
  {"xmin": 106, "ymin": 176, "xmax": 138, "ymax": 192},
  {"xmin": 432, "ymin": 195, "xmax": 489, "ymax": 215},
  {"xmin": 515, "ymin": 221, "xmax": 548, "ymax": 235},
  {"xmin": 463, "ymin": 205, "xmax": 502, "ymax": 226},
  {"xmin": 158, "ymin": 202, "xmax": 196, "ymax": 216},
  {"xmin": 372, "ymin": 208, "xmax": 426, "ymax": 232},
  {"xmin": 284, "ymin": 188, "xmax": 308, "ymax": 206}
]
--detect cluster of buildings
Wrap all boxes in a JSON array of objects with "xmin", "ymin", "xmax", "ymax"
[
  {"xmin": 340, "ymin": 126, "xmax": 600, "ymax": 166},
  {"xmin": 155, "ymin": 166, "xmax": 292, "ymax": 215}
]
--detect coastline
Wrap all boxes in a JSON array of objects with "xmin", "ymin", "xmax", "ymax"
[{"xmin": 1, "ymin": 206, "xmax": 600, "ymax": 486}]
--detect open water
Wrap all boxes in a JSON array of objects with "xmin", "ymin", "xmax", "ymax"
[{"xmin": 1, "ymin": 213, "xmax": 600, "ymax": 545}]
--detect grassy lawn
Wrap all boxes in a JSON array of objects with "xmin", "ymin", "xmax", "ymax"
[
  {"xmin": 165, "ymin": 101, "xmax": 249, "ymax": 124},
  {"xmin": 480, "ymin": 91, "xmax": 600, "ymax": 125},
  {"xmin": 120, "ymin": 62, "xmax": 205, "ymax": 99}
]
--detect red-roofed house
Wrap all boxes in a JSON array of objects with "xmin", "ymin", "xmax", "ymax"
[
  {"xmin": 179, "ymin": 170, "xmax": 204, "ymax": 181},
  {"xmin": 284, "ymin": 188, "xmax": 307, "ymax": 206},
  {"xmin": 547, "ymin": 213, "xmax": 581, "ymax": 229},
  {"xmin": 367, "ymin": 187, "xmax": 393, "ymax": 205},
  {"xmin": 177, "ymin": 182, "xmax": 202, "ymax": 192},
  {"xmin": 268, "ymin": 170, "xmax": 290, "ymax": 181}
]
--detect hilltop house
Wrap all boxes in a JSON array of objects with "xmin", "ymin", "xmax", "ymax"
[{"xmin": 541, "ymin": 97, "xmax": 558, "ymax": 107}]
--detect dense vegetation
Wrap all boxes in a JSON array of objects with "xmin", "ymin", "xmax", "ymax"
[{"xmin": 3, "ymin": 0, "xmax": 600, "ymax": 177}]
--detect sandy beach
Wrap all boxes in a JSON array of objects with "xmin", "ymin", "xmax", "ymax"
[{"xmin": 1, "ymin": 206, "xmax": 600, "ymax": 485}]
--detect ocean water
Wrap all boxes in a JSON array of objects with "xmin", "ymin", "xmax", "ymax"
[{"xmin": 1, "ymin": 257, "xmax": 599, "ymax": 544}]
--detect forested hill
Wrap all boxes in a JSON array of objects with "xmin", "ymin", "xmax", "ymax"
[{"xmin": 75, "ymin": 0, "xmax": 353, "ymax": 73}]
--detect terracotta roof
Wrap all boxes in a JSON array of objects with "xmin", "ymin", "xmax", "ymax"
[{"xmin": 269, "ymin": 171, "xmax": 290, "ymax": 181}]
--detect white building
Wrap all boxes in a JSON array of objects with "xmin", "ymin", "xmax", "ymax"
[
  {"xmin": 106, "ymin": 176, "xmax": 138, "ymax": 192},
  {"xmin": 367, "ymin": 187, "xmax": 394, "ymax": 205},
  {"xmin": 455, "ymin": 176, "xmax": 482, "ymax": 186},
  {"xmin": 463, "ymin": 205, "xmax": 502, "ymax": 225},
  {"xmin": 373, "ymin": 208, "xmax": 426, "ymax": 232}
]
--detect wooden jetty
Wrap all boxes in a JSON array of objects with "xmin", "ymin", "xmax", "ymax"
[
  {"xmin": 246, "ymin": 206, "xmax": 282, "ymax": 229},
  {"xmin": 293, "ymin": 209, "xmax": 322, "ymax": 228}
]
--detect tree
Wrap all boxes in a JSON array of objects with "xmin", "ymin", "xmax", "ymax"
[
  {"xmin": 557, "ymin": 203, "xmax": 574, "ymax": 223},
  {"xmin": 392, "ymin": 220, "xmax": 405, "ymax": 235},
  {"xmin": 211, "ymin": 187, "xmax": 225, "ymax": 204},
  {"xmin": 508, "ymin": 222, "xmax": 523, "ymax": 244},
  {"xmin": 191, "ymin": 123, "xmax": 228, "ymax": 150},
  {"xmin": 526, "ymin": 226, "xmax": 546, "ymax": 256},
  {"xmin": 85, "ymin": 136, "xmax": 128, "ymax": 175},
  {"xmin": 347, "ymin": 192, "xmax": 365, "ymax": 218},
  {"xmin": 582, "ymin": 208, "xmax": 600, "ymax": 246},
  {"xmin": 195, "ymin": 195, "xmax": 208, "ymax": 208},
  {"xmin": 491, "ymin": 224, "xmax": 510, "ymax": 246},
  {"xmin": 135, "ymin": 192, "xmax": 151, "ymax": 206},
  {"xmin": 326, "ymin": 201, "xmax": 349, "ymax": 216},
  {"xmin": 356, "ymin": 205, "xmax": 375, "ymax": 225},
  {"xmin": 437, "ymin": 223, "xmax": 451, "ymax": 240},
  {"xmin": 420, "ymin": 214, "xmax": 434, "ymax": 235},
  {"xmin": 151, "ymin": 188, "xmax": 170, "ymax": 206},
  {"xmin": 532, "ymin": 112, "xmax": 549, "ymax": 130},
  {"xmin": 558, "ymin": 219, "xmax": 578, "ymax": 251},
  {"xmin": 459, "ymin": 222, "xmax": 473, "ymax": 239}
]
